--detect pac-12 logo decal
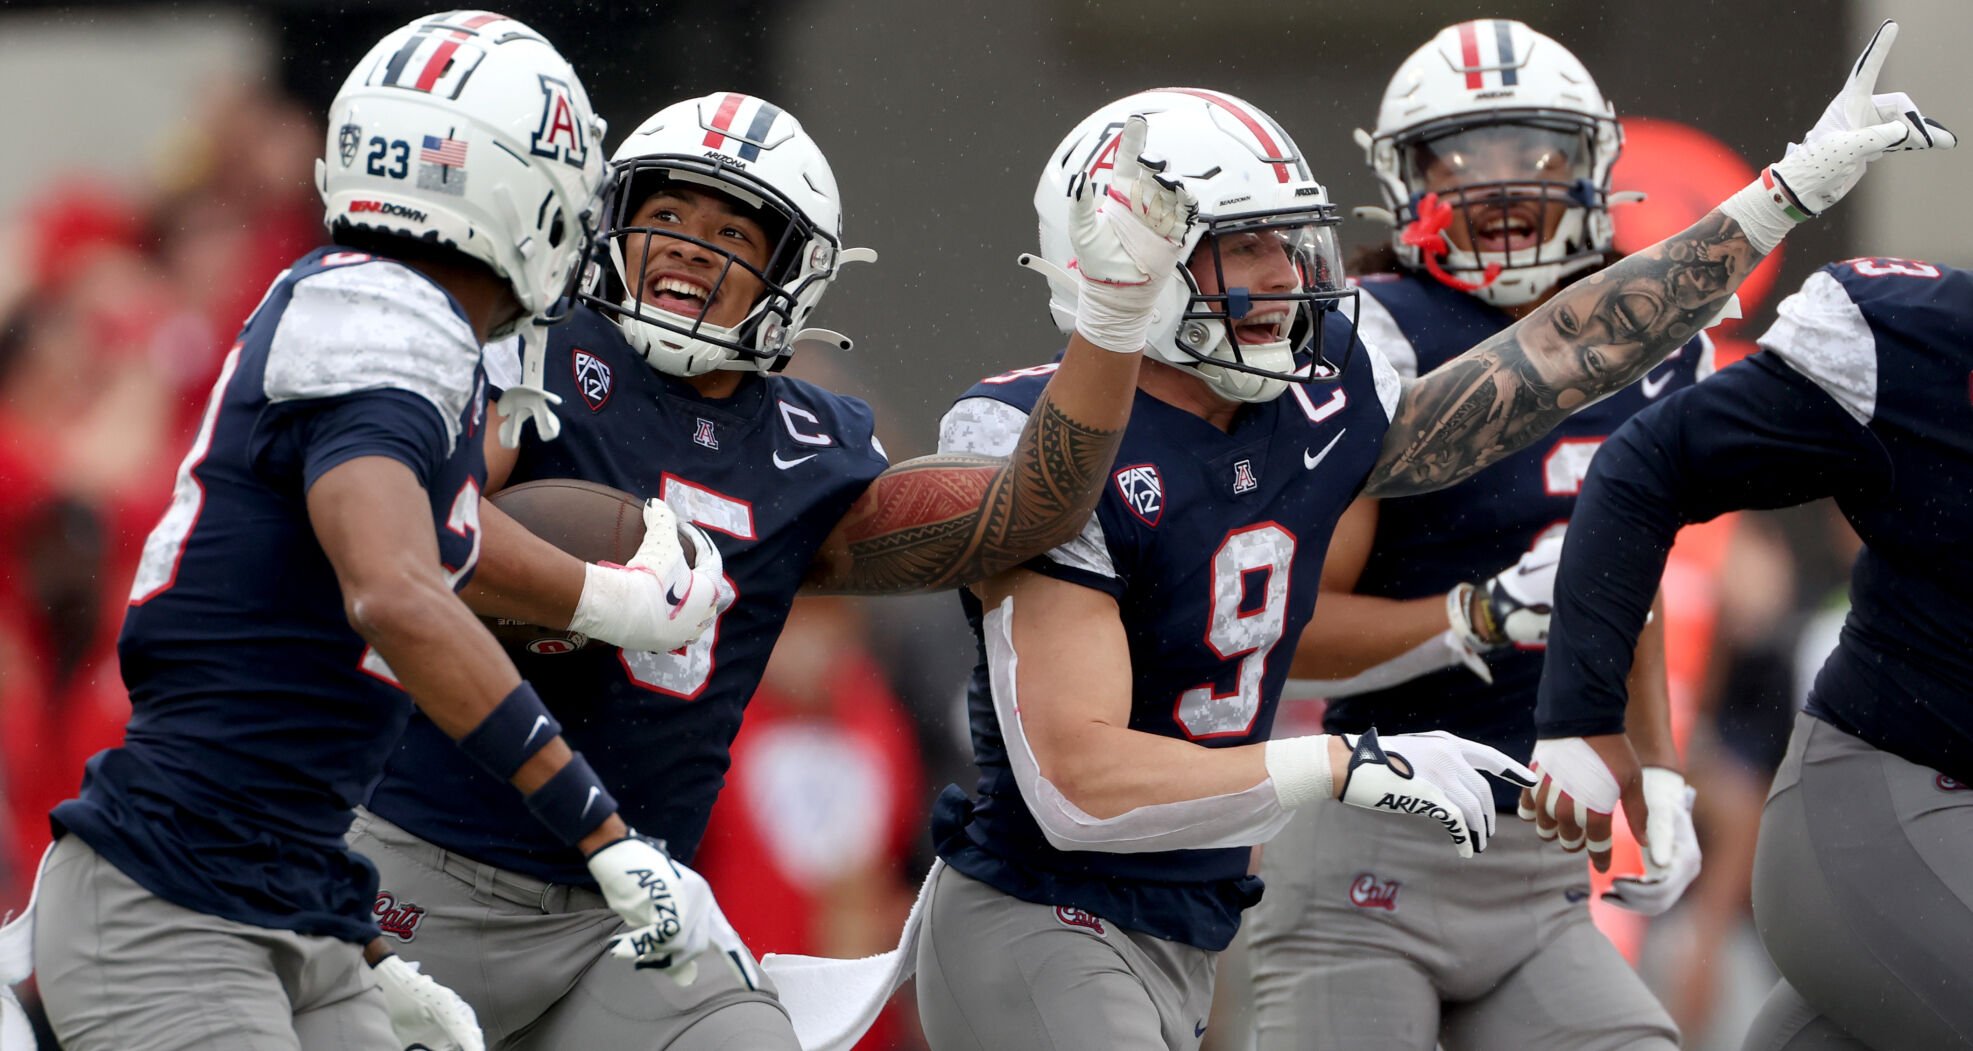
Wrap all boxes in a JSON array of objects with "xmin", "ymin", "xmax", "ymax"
[
  {"xmin": 1054, "ymin": 905, "xmax": 1106, "ymax": 935},
  {"xmin": 373, "ymin": 892, "xmax": 427, "ymax": 941},
  {"xmin": 1348, "ymin": 873, "xmax": 1401, "ymax": 911},
  {"xmin": 531, "ymin": 74, "xmax": 589, "ymax": 167},
  {"xmin": 1113, "ymin": 463, "xmax": 1163, "ymax": 527},
  {"xmin": 572, "ymin": 349, "xmax": 612, "ymax": 411}
]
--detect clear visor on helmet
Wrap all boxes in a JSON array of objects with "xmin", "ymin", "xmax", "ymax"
[
  {"xmin": 1179, "ymin": 205, "xmax": 1357, "ymax": 382},
  {"xmin": 1396, "ymin": 118, "xmax": 1602, "ymax": 267},
  {"xmin": 582, "ymin": 156, "xmax": 818, "ymax": 363}
]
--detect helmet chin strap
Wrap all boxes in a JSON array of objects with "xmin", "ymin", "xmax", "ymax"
[
  {"xmin": 1402, "ymin": 192, "xmax": 1503, "ymax": 294},
  {"xmin": 495, "ymin": 317, "xmax": 565, "ymax": 448}
]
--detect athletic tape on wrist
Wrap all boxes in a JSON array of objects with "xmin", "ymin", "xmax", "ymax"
[
  {"xmin": 457, "ymin": 682, "xmax": 562, "ymax": 781},
  {"xmin": 1717, "ymin": 169, "xmax": 1804, "ymax": 255},
  {"xmin": 524, "ymin": 752, "xmax": 619, "ymax": 847},
  {"xmin": 1263, "ymin": 735, "xmax": 1335, "ymax": 809}
]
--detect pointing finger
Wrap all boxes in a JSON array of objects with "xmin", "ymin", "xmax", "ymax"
[{"xmin": 1849, "ymin": 20, "xmax": 1898, "ymax": 97}]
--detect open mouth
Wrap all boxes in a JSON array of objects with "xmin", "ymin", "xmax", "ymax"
[
  {"xmin": 1232, "ymin": 308, "xmax": 1292, "ymax": 346},
  {"xmin": 642, "ymin": 272, "xmax": 714, "ymax": 320},
  {"xmin": 1469, "ymin": 203, "xmax": 1544, "ymax": 254}
]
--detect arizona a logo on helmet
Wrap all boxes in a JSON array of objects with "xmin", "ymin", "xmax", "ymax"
[{"xmin": 532, "ymin": 75, "xmax": 589, "ymax": 167}]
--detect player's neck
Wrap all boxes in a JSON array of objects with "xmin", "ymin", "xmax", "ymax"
[
  {"xmin": 1139, "ymin": 360, "xmax": 1241, "ymax": 432},
  {"xmin": 401, "ymin": 259, "xmax": 522, "ymax": 343},
  {"xmin": 681, "ymin": 370, "xmax": 746, "ymax": 400}
]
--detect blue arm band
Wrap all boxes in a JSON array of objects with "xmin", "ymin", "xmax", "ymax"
[
  {"xmin": 525, "ymin": 752, "xmax": 619, "ymax": 847},
  {"xmin": 457, "ymin": 682, "xmax": 562, "ymax": 781}
]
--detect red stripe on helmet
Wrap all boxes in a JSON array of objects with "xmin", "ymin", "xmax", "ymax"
[
  {"xmin": 457, "ymin": 12, "xmax": 502, "ymax": 29},
  {"xmin": 1165, "ymin": 88, "xmax": 1290, "ymax": 184},
  {"xmin": 1457, "ymin": 22, "xmax": 1484, "ymax": 89},
  {"xmin": 702, "ymin": 92, "xmax": 745, "ymax": 150},
  {"xmin": 415, "ymin": 37, "xmax": 463, "ymax": 91}
]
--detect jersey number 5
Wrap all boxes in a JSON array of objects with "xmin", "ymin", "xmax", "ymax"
[
  {"xmin": 1176, "ymin": 522, "xmax": 1297, "ymax": 740},
  {"xmin": 620, "ymin": 476, "xmax": 752, "ymax": 699}
]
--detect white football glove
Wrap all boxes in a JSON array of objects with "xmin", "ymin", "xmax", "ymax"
[
  {"xmin": 1337, "ymin": 728, "xmax": 1537, "ymax": 858},
  {"xmin": 1603, "ymin": 767, "xmax": 1702, "ymax": 916},
  {"xmin": 567, "ymin": 499, "xmax": 722, "ymax": 654},
  {"xmin": 371, "ymin": 954, "xmax": 485, "ymax": 1051},
  {"xmin": 1065, "ymin": 113, "xmax": 1200, "ymax": 353},
  {"xmin": 1450, "ymin": 532, "xmax": 1564, "ymax": 651},
  {"xmin": 587, "ymin": 835, "xmax": 713, "ymax": 985},
  {"xmin": 1720, "ymin": 20, "xmax": 1955, "ymax": 253}
]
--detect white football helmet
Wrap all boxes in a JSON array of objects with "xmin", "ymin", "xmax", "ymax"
[
  {"xmin": 1360, "ymin": 19, "xmax": 1623, "ymax": 307},
  {"xmin": 585, "ymin": 92, "xmax": 875, "ymax": 377},
  {"xmin": 1034, "ymin": 88, "xmax": 1354, "ymax": 404},
  {"xmin": 316, "ymin": 11, "xmax": 609, "ymax": 337}
]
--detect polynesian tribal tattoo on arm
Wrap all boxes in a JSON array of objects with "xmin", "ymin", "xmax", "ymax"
[
  {"xmin": 809, "ymin": 390, "xmax": 1121, "ymax": 595},
  {"xmin": 1363, "ymin": 211, "xmax": 1761, "ymax": 499}
]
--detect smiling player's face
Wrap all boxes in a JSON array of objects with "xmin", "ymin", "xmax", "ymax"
[
  {"xmin": 1187, "ymin": 229, "xmax": 1302, "ymax": 347},
  {"xmin": 1413, "ymin": 125, "xmax": 1583, "ymax": 256},
  {"xmin": 623, "ymin": 186, "xmax": 772, "ymax": 330}
]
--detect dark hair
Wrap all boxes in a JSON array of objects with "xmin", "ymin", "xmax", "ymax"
[
  {"xmin": 1346, "ymin": 240, "xmax": 1404, "ymax": 279},
  {"xmin": 329, "ymin": 224, "xmax": 504, "ymax": 285}
]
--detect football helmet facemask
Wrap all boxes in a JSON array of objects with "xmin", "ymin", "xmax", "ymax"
[
  {"xmin": 317, "ymin": 10, "xmax": 609, "ymax": 338},
  {"xmin": 1034, "ymin": 88, "xmax": 1355, "ymax": 404},
  {"xmin": 1360, "ymin": 19, "xmax": 1624, "ymax": 307},
  {"xmin": 585, "ymin": 93, "xmax": 876, "ymax": 378}
]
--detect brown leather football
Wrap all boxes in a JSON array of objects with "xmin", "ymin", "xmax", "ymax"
[{"xmin": 483, "ymin": 479, "xmax": 645, "ymax": 655}]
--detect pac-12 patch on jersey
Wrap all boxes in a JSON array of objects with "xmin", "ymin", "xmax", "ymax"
[
  {"xmin": 573, "ymin": 349, "xmax": 612, "ymax": 410},
  {"xmin": 1113, "ymin": 464, "xmax": 1164, "ymax": 526}
]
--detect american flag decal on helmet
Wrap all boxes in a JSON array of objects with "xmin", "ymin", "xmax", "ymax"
[
  {"xmin": 1454, "ymin": 19, "xmax": 1524, "ymax": 91},
  {"xmin": 700, "ymin": 93, "xmax": 786, "ymax": 162}
]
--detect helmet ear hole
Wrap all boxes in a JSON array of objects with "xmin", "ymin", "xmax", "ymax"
[{"xmin": 548, "ymin": 209, "xmax": 567, "ymax": 249}]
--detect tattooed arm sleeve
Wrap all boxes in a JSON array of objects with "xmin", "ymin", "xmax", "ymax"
[
  {"xmin": 803, "ymin": 344, "xmax": 1136, "ymax": 595},
  {"xmin": 1363, "ymin": 211, "xmax": 1760, "ymax": 498}
]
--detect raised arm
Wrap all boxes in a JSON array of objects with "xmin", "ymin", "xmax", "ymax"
[
  {"xmin": 1363, "ymin": 19, "xmax": 1948, "ymax": 498},
  {"xmin": 805, "ymin": 114, "xmax": 1195, "ymax": 595},
  {"xmin": 804, "ymin": 340, "xmax": 1137, "ymax": 594}
]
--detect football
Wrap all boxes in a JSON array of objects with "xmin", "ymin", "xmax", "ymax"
[{"xmin": 483, "ymin": 479, "xmax": 646, "ymax": 655}]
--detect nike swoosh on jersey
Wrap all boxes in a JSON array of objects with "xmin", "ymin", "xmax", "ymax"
[
  {"xmin": 1303, "ymin": 429, "xmax": 1349, "ymax": 471},
  {"xmin": 1641, "ymin": 369, "xmax": 1674, "ymax": 399},
  {"xmin": 773, "ymin": 451, "xmax": 818, "ymax": 469},
  {"xmin": 522, "ymin": 714, "xmax": 552, "ymax": 749}
]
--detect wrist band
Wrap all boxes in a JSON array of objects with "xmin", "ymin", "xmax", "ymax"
[
  {"xmin": 525, "ymin": 751, "xmax": 618, "ymax": 847},
  {"xmin": 1263, "ymin": 735, "xmax": 1335, "ymax": 809},
  {"xmin": 458, "ymin": 682, "xmax": 562, "ymax": 781}
]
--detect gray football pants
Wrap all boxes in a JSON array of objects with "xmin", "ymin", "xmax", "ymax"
[
  {"xmin": 914, "ymin": 865, "xmax": 1218, "ymax": 1050},
  {"xmin": 32, "ymin": 834, "xmax": 396, "ymax": 1051},
  {"xmin": 349, "ymin": 808, "xmax": 797, "ymax": 1051},
  {"xmin": 1246, "ymin": 796, "xmax": 1678, "ymax": 1051},
  {"xmin": 1740, "ymin": 712, "xmax": 1973, "ymax": 1051}
]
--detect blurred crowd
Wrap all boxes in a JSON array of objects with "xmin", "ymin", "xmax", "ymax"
[{"xmin": 0, "ymin": 78, "xmax": 1867, "ymax": 1051}]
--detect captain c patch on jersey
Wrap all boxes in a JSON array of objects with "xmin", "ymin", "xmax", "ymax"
[
  {"xmin": 572, "ymin": 349, "xmax": 612, "ymax": 411},
  {"xmin": 1114, "ymin": 463, "xmax": 1163, "ymax": 527}
]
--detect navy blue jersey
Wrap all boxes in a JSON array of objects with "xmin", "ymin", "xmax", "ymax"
[
  {"xmin": 1323, "ymin": 273, "xmax": 1709, "ymax": 809},
  {"xmin": 932, "ymin": 315, "xmax": 1399, "ymax": 951},
  {"xmin": 367, "ymin": 306, "xmax": 887, "ymax": 883},
  {"xmin": 54, "ymin": 248, "xmax": 490, "ymax": 943},
  {"xmin": 1538, "ymin": 258, "xmax": 1973, "ymax": 783}
]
